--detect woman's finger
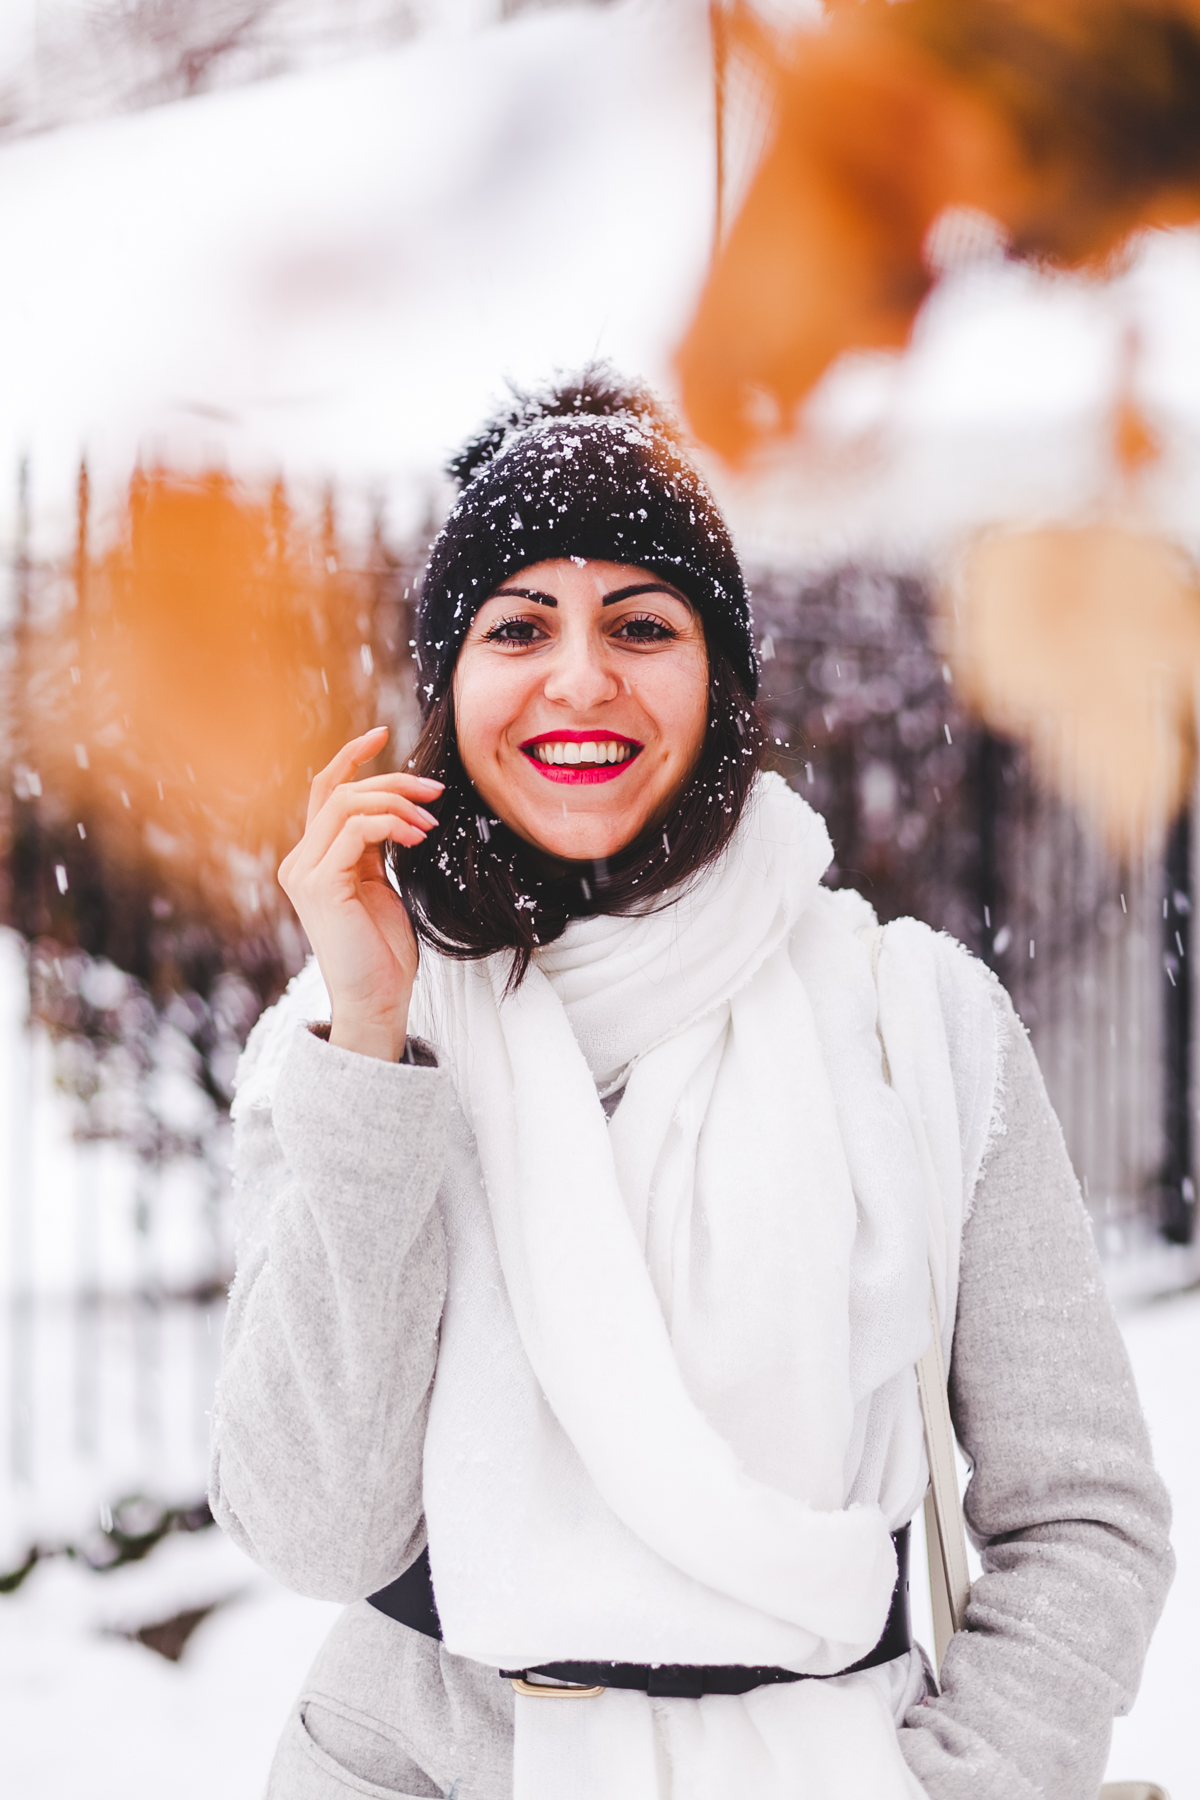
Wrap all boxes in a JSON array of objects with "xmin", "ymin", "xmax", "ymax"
[
  {"xmin": 317, "ymin": 811, "xmax": 428, "ymax": 886},
  {"xmin": 323, "ymin": 771, "xmax": 445, "ymax": 805},
  {"xmin": 281, "ymin": 808, "xmax": 429, "ymax": 901},
  {"xmin": 290, "ymin": 787, "xmax": 439, "ymax": 878},
  {"xmin": 306, "ymin": 728, "xmax": 389, "ymax": 827}
]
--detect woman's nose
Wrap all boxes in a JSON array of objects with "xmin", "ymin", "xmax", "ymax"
[{"xmin": 541, "ymin": 635, "xmax": 619, "ymax": 711}]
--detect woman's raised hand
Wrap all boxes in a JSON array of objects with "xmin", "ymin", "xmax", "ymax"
[{"xmin": 278, "ymin": 728, "xmax": 442, "ymax": 1062}]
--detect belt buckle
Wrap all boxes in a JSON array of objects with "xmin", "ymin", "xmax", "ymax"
[{"xmin": 509, "ymin": 1674, "xmax": 605, "ymax": 1699}]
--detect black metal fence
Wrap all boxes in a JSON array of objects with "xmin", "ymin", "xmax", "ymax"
[{"xmin": 753, "ymin": 561, "xmax": 1197, "ymax": 1262}]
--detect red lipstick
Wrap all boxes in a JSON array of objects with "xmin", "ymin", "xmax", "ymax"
[{"xmin": 520, "ymin": 730, "xmax": 642, "ymax": 785}]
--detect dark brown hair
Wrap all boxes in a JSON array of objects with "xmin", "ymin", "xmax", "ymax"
[{"xmin": 388, "ymin": 647, "xmax": 765, "ymax": 986}]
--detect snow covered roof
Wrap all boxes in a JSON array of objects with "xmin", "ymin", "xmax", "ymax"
[
  {"xmin": 2, "ymin": 0, "xmax": 1200, "ymax": 569},
  {"xmin": 0, "ymin": 0, "xmax": 716, "ymax": 556}
]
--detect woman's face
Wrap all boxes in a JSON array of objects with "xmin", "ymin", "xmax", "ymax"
[{"xmin": 453, "ymin": 558, "xmax": 709, "ymax": 862}]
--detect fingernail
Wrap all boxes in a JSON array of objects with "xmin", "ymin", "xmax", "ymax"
[{"xmin": 416, "ymin": 808, "xmax": 439, "ymax": 827}]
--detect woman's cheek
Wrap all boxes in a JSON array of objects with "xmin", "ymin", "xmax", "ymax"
[
  {"xmin": 649, "ymin": 653, "xmax": 708, "ymax": 762},
  {"xmin": 454, "ymin": 664, "xmax": 518, "ymax": 776}
]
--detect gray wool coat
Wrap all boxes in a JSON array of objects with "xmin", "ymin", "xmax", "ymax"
[{"xmin": 209, "ymin": 981, "xmax": 1172, "ymax": 1800}]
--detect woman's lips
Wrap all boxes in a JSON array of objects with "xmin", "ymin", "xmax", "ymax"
[{"xmin": 520, "ymin": 733, "xmax": 643, "ymax": 785}]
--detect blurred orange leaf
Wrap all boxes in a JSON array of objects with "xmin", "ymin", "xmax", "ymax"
[
  {"xmin": 943, "ymin": 524, "xmax": 1200, "ymax": 853},
  {"xmin": 681, "ymin": 0, "xmax": 1200, "ymax": 462},
  {"xmin": 16, "ymin": 469, "xmax": 385, "ymax": 955},
  {"xmin": 94, "ymin": 471, "xmax": 328, "ymax": 829}
]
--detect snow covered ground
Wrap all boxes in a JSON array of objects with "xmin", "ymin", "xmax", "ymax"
[
  {"xmin": 0, "ymin": 1524, "xmax": 342, "ymax": 1800},
  {"xmin": 0, "ymin": 1287, "xmax": 1194, "ymax": 1800}
]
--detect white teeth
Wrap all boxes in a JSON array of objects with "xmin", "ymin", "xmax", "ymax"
[{"xmin": 532, "ymin": 740, "xmax": 633, "ymax": 765}]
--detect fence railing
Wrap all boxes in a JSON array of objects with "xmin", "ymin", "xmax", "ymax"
[{"xmin": 1, "ymin": 933, "xmax": 229, "ymax": 1557}]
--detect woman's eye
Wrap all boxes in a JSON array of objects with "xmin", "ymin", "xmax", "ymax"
[
  {"xmin": 483, "ymin": 615, "xmax": 546, "ymax": 645},
  {"xmin": 613, "ymin": 613, "xmax": 677, "ymax": 643}
]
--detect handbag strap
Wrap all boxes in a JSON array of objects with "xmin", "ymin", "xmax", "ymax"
[
  {"xmin": 860, "ymin": 924, "xmax": 971, "ymax": 1675},
  {"xmin": 915, "ymin": 1291, "xmax": 971, "ymax": 1671}
]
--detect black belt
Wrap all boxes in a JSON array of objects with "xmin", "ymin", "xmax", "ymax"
[{"xmin": 368, "ymin": 1524, "xmax": 911, "ymax": 1698}]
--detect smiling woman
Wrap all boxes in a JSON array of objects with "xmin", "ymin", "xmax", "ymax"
[
  {"xmin": 213, "ymin": 370, "xmax": 1172, "ymax": 1800},
  {"xmin": 372, "ymin": 378, "xmax": 764, "ymax": 987}
]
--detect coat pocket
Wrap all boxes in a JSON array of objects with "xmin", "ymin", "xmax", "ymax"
[{"xmin": 266, "ymin": 1695, "xmax": 444, "ymax": 1799}]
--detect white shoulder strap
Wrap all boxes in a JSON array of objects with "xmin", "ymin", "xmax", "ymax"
[
  {"xmin": 915, "ymin": 1294, "xmax": 971, "ymax": 1670},
  {"xmin": 860, "ymin": 923, "xmax": 970, "ymax": 1674}
]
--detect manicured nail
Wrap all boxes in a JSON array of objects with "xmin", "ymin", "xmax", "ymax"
[{"xmin": 415, "ymin": 808, "xmax": 439, "ymax": 827}]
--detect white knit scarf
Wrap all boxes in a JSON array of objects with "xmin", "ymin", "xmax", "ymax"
[
  {"xmin": 408, "ymin": 773, "xmax": 990, "ymax": 1800},
  {"xmin": 234, "ymin": 772, "xmax": 1002, "ymax": 1800}
]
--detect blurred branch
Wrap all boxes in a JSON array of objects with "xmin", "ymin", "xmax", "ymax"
[
  {"xmin": 87, "ymin": 0, "xmax": 282, "ymax": 102},
  {"xmin": 0, "ymin": 1493, "xmax": 214, "ymax": 1595},
  {"xmin": 0, "ymin": 0, "xmax": 600, "ymax": 142}
]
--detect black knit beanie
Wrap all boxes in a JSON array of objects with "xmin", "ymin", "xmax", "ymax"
[{"xmin": 416, "ymin": 369, "xmax": 758, "ymax": 711}]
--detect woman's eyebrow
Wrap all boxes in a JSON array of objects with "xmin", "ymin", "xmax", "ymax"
[
  {"xmin": 602, "ymin": 582, "xmax": 690, "ymax": 607},
  {"xmin": 490, "ymin": 587, "xmax": 557, "ymax": 607},
  {"xmin": 486, "ymin": 581, "xmax": 691, "ymax": 610}
]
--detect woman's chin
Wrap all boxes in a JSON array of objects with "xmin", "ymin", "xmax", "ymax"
[
  {"xmin": 521, "ymin": 827, "xmax": 639, "ymax": 866},
  {"xmin": 505, "ymin": 804, "xmax": 651, "ymax": 868}
]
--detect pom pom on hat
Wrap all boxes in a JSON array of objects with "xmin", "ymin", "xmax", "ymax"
[{"xmin": 445, "ymin": 367, "xmax": 673, "ymax": 488}]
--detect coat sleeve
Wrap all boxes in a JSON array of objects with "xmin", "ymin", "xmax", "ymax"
[
  {"xmin": 897, "ymin": 996, "xmax": 1174, "ymax": 1800},
  {"xmin": 208, "ymin": 1023, "xmax": 454, "ymax": 1601}
]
